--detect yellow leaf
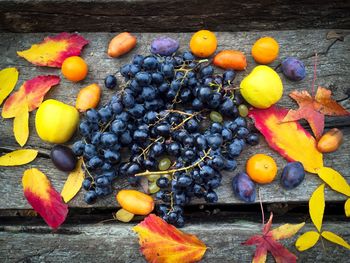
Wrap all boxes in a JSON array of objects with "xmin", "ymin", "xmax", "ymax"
[
  {"xmin": 317, "ymin": 167, "xmax": 350, "ymax": 197},
  {"xmin": 345, "ymin": 199, "xmax": 350, "ymax": 217},
  {"xmin": 0, "ymin": 149, "xmax": 38, "ymax": 166},
  {"xmin": 309, "ymin": 184, "xmax": 325, "ymax": 232},
  {"xmin": 0, "ymin": 67, "xmax": 18, "ymax": 105},
  {"xmin": 321, "ymin": 231, "xmax": 350, "ymax": 250},
  {"xmin": 61, "ymin": 158, "xmax": 85, "ymax": 203},
  {"xmin": 295, "ymin": 231, "xmax": 320, "ymax": 251},
  {"xmin": 270, "ymin": 222, "xmax": 305, "ymax": 240},
  {"xmin": 13, "ymin": 103, "xmax": 29, "ymax": 147}
]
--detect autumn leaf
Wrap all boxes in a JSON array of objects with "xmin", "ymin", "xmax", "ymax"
[
  {"xmin": 22, "ymin": 168, "xmax": 68, "ymax": 228},
  {"xmin": 282, "ymin": 87, "xmax": 350, "ymax": 138},
  {"xmin": 321, "ymin": 231, "xmax": 350, "ymax": 249},
  {"xmin": 248, "ymin": 106, "xmax": 323, "ymax": 173},
  {"xmin": 317, "ymin": 167, "xmax": 350, "ymax": 197},
  {"xmin": 61, "ymin": 158, "xmax": 85, "ymax": 203},
  {"xmin": 2, "ymin": 75, "xmax": 60, "ymax": 118},
  {"xmin": 296, "ymin": 182, "xmax": 350, "ymax": 251},
  {"xmin": 243, "ymin": 213, "xmax": 304, "ymax": 263},
  {"xmin": 0, "ymin": 149, "xmax": 38, "ymax": 166},
  {"xmin": 345, "ymin": 199, "xmax": 350, "ymax": 217},
  {"xmin": 133, "ymin": 214, "xmax": 207, "ymax": 263},
  {"xmin": 17, "ymin": 32, "xmax": 89, "ymax": 67},
  {"xmin": 13, "ymin": 103, "xmax": 29, "ymax": 147},
  {"xmin": 309, "ymin": 184, "xmax": 325, "ymax": 232},
  {"xmin": 0, "ymin": 67, "xmax": 19, "ymax": 105},
  {"xmin": 295, "ymin": 231, "xmax": 320, "ymax": 251}
]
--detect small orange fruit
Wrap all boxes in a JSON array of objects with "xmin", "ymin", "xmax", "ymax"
[
  {"xmin": 61, "ymin": 56, "xmax": 88, "ymax": 82},
  {"xmin": 246, "ymin": 153, "xmax": 277, "ymax": 184},
  {"xmin": 251, "ymin": 37, "xmax": 279, "ymax": 64},
  {"xmin": 190, "ymin": 30, "xmax": 217, "ymax": 58}
]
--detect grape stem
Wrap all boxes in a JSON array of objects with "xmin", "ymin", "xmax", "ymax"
[
  {"xmin": 82, "ymin": 159, "xmax": 94, "ymax": 182},
  {"xmin": 138, "ymin": 136, "xmax": 164, "ymax": 159},
  {"xmin": 135, "ymin": 149, "xmax": 211, "ymax": 177},
  {"xmin": 172, "ymin": 110, "xmax": 203, "ymax": 131}
]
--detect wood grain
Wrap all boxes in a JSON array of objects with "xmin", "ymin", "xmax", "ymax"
[
  {"xmin": 0, "ymin": 0, "xmax": 349, "ymax": 32},
  {"xmin": 0, "ymin": 219, "xmax": 349, "ymax": 262},
  {"xmin": 0, "ymin": 30, "xmax": 349, "ymax": 209}
]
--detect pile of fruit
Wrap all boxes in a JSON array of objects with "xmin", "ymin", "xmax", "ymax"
[{"xmin": 31, "ymin": 30, "xmax": 343, "ymax": 228}]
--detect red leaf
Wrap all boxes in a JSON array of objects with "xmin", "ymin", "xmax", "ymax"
[
  {"xmin": 282, "ymin": 87, "xmax": 349, "ymax": 138},
  {"xmin": 243, "ymin": 213, "xmax": 304, "ymax": 263},
  {"xmin": 17, "ymin": 32, "xmax": 89, "ymax": 68},
  {"xmin": 22, "ymin": 168, "xmax": 68, "ymax": 229},
  {"xmin": 248, "ymin": 106, "xmax": 323, "ymax": 173},
  {"xmin": 133, "ymin": 214, "xmax": 207, "ymax": 263},
  {"xmin": 2, "ymin": 75, "xmax": 60, "ymax": 118}
]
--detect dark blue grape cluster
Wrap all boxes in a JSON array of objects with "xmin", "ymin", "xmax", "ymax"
[{"xmin": 72, "ymin": 50, "xmax": 259, "ymax": 227}]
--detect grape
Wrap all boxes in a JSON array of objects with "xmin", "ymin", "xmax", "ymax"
[
  {"xmin": 104, "ymin": 75, "xmax": 117, "ymax": 89},
  {"xmin": 50, "ymin": 145, "xmax": 77, "ymax": 172},
  {"xmin": 149, "ymin": 181, "xmax": 160, "ymax": 194},
  {"xmin": 82, "ymin": 178, "xmax": 92, "ymax": 190},
  {"xmin": 158, "ymin": 157, "xmax": 171, "ymax": 171},
  {"xmin": 146, "ymin": 174, "xmax": 160, "ymax": 183},
  {"xmin": 116, "ymin": 208, "xmax": 134, "ymax": 223},
  {"xmin": 210, "ymin": 111, "xmax": 223, "ymax": 123},
  {"xmin": 84, "ymin": 190, "xmax": 97, "ymax": 204},
  {"xmin": 156, "ymin": 177, "xmax": 169, "ymax": 188},
  {"xmin": 238, "ymin": 104, "xmax": 249, "ymax": 117}
]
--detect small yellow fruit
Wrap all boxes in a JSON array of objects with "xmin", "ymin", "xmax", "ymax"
[
  {"xmin": 35, "ymin": 99, "xmax": 79, "ymax": 143},
  {"xmin": 116, "ymin": 190, "xmax": 154, "ymax": 215},
  {"xmin": 240, "ymin": 65, "xmax": 283, "ymax": 109}
]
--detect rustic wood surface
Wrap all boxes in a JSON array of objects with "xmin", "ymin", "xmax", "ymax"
[
  {"xmin": 1, "ymin": 218, "xmax": 349, "ymax": 262},
  {"xmin": 0, "ymin": 0, "xmax": 349, "ymax": 32},
  {"xmin": 0, "ymin": 30, "xmax": 350, "ymax": 209}
]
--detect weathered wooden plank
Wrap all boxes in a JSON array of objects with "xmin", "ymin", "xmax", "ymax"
[
  {"xmin": 0, "ymin": 219, "xmax": 349, "ymax": 262},
  {"xmin": 1, "ymin": 126, "xmax": 349, "ymax": 209},
  {"xmin": 0, "ymin": 0, "xmax": 349, "ymax": 32},
  {"xmin": 0, "ymin": 30, "xmax": 349, "ymax": 209},
  {"xmin": 0, "ymin": 30, "xmax": 349, "ymax": 153}
]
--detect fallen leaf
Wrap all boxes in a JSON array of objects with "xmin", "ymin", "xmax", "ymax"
[
  {"xmin": 326, "ymin": 31, "xmax": 345, "ymax": 41},
  {"xmin": 317, "ymin": 167, "xmax": 350, "ymax": 196},
  {"xmin": 295, "ymin": 231, "xmax": 320, "ymax": 251},
  {"xmin": 270, "ymin": 222, "xmax": 306, "ymax": 240},
  {"xmin": 13, "ymin": 103, "xmax": 29, "ymax": 147},
  {"xmin": 0, "ymin": 149, "xmax": 38, "ymax": 166},
  {"xmin": 243, "ymin": 213, "xmax": 304, "ymax": 263},
  {"xmin": 61, "ymin": 158, "xmax": 85, "ymax": 203},
  {"xmin": 133, "ymin": 214, "xmax": 207, "ymax": 263},
  {"xmin": 17, "ymin": 32, "xmax": 89, "ymax": 67},
  {"xmin": 282, "ymin": 87, "xmax": 350, "ymax": 138},
  {"xmin": 345, "ymin": 199, "xmax": 350, "ymax": 217},
  {"xmin": 2, "ymin": 75, "xmax": 60, "ymax": 118},
  {"xmin": 0, "ymin": 67, "xmax": 19, "ymax": 105},
  {"xmin": 309, "ymin": 184, "xmax": 325, "ymax": 232},
  {"xmin": 321, "ymin": 231, "xmax": 350, "ymax": 249},
  {"xmin": 248, "ymin": 106, "xmax": 323, "ymax": 173},
  {"xmin": 22, "ymin": 168, "xmax": 68, "ymax": 228}
]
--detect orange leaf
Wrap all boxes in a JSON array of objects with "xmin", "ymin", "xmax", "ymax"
[
  {"xmin": 248, "ymin": 106, "xmax": 323, "ymax": 173},
  {"xmin": 13, "ymin": 103, "xmax": 29, "ymax": 147},
  {"xmin": 133, "ymin": 214, "xmax": 207, "ymax": 263},
  {"xmin": 2, "ymin": 75, "xmax": 60, "ymax": 118},
  {"xmin": 22, "ymin": 168, "xmax": 68, "ymax": 228},
  {"xmin": 17, "ymin": 32, "xmax": 89, "ymax": 68},
  {"xmin": 282, "ymin": 87, "xmax": 349, "ymax": 138}
]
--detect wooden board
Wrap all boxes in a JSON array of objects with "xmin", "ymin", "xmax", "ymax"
[
  {"xmin": 0, "ymin": 0, "xmax": 349, "ymax": 32},
  {"xmin": 1, "ymin": 219, "xmax": 349, "ymax": 262},
  {"xmin": 0, "ymin": 30, "xmax": 349, "ymax": 210}
]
